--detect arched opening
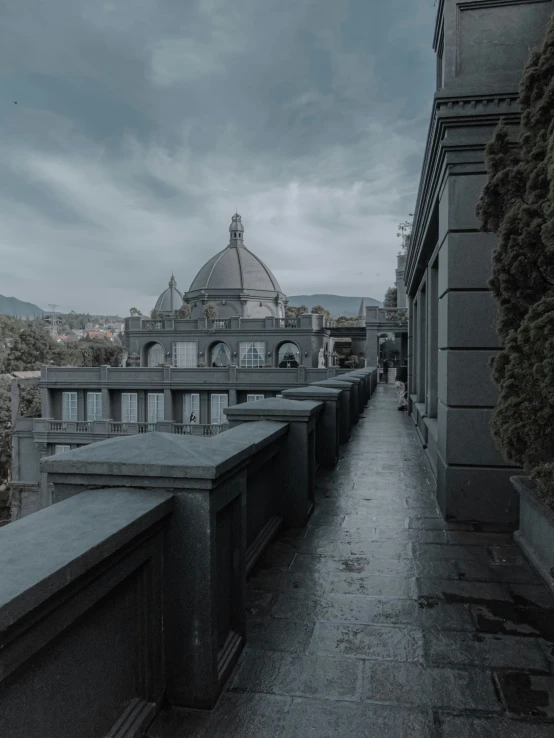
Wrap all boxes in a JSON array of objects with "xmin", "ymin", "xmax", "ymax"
[
  {"xmin": 210, "ymin": 341, "xmax": 231, "ymax": 368},
  {"xmin": 147, "ymin": 342, "xmax": 165, "ymax": 367},
  {"xmin": 277, "ymin": 341, "xmax": 300, "ymax": 368}
]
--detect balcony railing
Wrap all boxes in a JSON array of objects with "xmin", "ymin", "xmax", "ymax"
[
  {"xmin": 211, "ymin": 320, "xmax": 229, "ymax": 329},
  {"xmin": 276, "ymin": 318, "xmax": 298, "ymax": 328},
  {"xmin": 39, "ymin": 419, "xmax": 228, "ymax": 437},
  {"xmin": 173, "ymin": 423, "xmax": 229, "ymax": 436},
  {"xmin": 142, "ymin": 320, "xmax": 164, "ymax": 330}
]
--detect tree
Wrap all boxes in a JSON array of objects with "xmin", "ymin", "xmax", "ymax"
[
  {"xmin": 335, "ymin": 315, "xmax": 357, "ymax": 327},
  {"xmin": 150, "ymin": 309, "xmax": 163, "ymax": 320},
  {"xmin": 176, "ymin": 302, "xmax": 191, "ymax": 319},
  {"xmin": 129, "ymin": 307, "xmax": 142, "ymax": 317},
  {"xmin": 476, "ymin": 17, "xmax": 554, "ymax": 506},
  {"xmin": 397, "ymin": 220, "xmax": 412, "ymax": 254},
  {"xmin": 0, "ymin": 315, "xmax": 25, "ymax": 373},
  {"xmin": 4, "ymin": 323, "xmax": 55, "ymax": 373},
  {"xmin": 311, "ymin": 305, "xmax": 331, "ymax": 320},
  {"xmin": 383, "ymin": 286, "xmax": 397, "ymax": 308},
  {"xmin": 203, "ymin": 303, "xmax": 218, "ymax": 321},
  {"xmin": 285, "ymin": 305, "xmax": 308, "ymax": 319},
  {"xmin": 0, "ymin": 376, "xmax": 11, "ymax": 484}
]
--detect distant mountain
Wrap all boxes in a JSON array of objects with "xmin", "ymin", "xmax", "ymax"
[
  {"xmin": 0, "ymin": 295, "xmax": 44, "ymax": 318},
  {"xmin": 288, "ymin": 294, "xmax": 381, "ymax": 318}
]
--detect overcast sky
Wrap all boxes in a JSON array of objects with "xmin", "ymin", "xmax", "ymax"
[{"xmin": 0, "ymin": 0, "xmax": 437, "ymax": 316}]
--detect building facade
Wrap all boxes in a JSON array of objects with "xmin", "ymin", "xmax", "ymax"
[{"xmin": 405, "ymin": 0, "xmax": 553, "ymax": 524}]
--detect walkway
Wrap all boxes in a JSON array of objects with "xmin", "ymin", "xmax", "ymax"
[{"xmin": 148, "ymin": 385, "xmax": 554, "ymax": 737}]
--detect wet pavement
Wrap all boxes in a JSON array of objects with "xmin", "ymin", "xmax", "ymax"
[{"xmin": 148, "ymin": 385, "xmax": 554, "ymax": 737}]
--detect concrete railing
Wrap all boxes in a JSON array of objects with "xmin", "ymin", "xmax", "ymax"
[
  {"xmin": 0, "ymin": 487, "xmax": 173, "ymax": 738},
  {"xmin": 0, "ymin": 367, "xmax": 377, "ymax": 734}
]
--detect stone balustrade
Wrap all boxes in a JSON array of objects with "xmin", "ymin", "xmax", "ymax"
[{"xmin": 0, "ymin": 368, "xmax": 377, "ymax": 735}]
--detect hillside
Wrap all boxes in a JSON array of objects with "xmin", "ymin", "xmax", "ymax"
[
  {"xmin": 288, "ymin": 294, "xmax": 381, "ymax": 318},
  {"xmin": 0, "ymin": 295, "xmax": 44, "ymax": 318}
]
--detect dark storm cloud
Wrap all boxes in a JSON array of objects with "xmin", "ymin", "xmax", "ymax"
[{"xmin": 0, "ymin": 0, "xmax": 437, "ymax": 314}]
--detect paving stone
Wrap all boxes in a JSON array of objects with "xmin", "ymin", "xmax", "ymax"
[
  {"xmin": 229, "ymin": 650, "xmax": 363, "ymax": 701},
  {"xmin": 425, "ymin": 631, "xmax": 551, "ymax": 671},
  {"xmin": 455, "ymin": 560, "xmax": 540, "ymax": 585},
  {"xmin": 496, "ymin": 671, "xmax": 554, "ymax": 718},
  {"xmin": 289, "ymin": 554, "xmax": 416, "ymax": 577},
  {"xmin": 245, "ymin": 590, "xmax": 275, "ymax": 617},
  {"xmin": 438, "ymin": 714, "xmax": 554, "ymax": 737},
  {"xmin": 364, "ymin": 661, "xmax": 502, "ymax": 711},
  {"xmin": 147, "ymin": 705, "xmax": 210, "ymax": 738},
  {"xmin": 271, "ymin": 593, "xmax": 423, "ymax": 626},
  {"xmin": 446, "ymin": 531, "xmax": 514, "ymax": 545},
  {"xmin": 246, "ymin": 617, "xmax": 314, "ymax": 653},
  {"xmin": 414, "ymin": 543, "xmax": 491, "ymax": 561},
  {"xmin": 417, "ymin": 577, "xmax": 512, "ymax": 602},
  {"xmin": 309, "ymin": 622, "xmax": 425, "ymax": 662},
  {"xmin": 335, "ymin": 540, "xmax": 413, "ymax": 559},
  {"xmin": 283, "ymin": 698, "xmax": 433, "ymax": 738}
]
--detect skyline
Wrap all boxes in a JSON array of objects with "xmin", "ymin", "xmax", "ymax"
[{"xmin": 0, "ymin": 0, "xmax": 437, "ymax": 315}]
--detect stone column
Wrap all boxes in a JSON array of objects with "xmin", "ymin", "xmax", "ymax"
[
  {"xmin": 228, "ymin": 388, "xmax": 238, "ymax": 406},
  {"xmin": 41, "ymin": 421, "xmax": 289, "ymax": 709},
  {"xmin": 310, "ymin": 379, "xmax": 352, "ymax": 443},
  {"xmin": 225, "ymin": 398, "xmax": 323, "ymax": 526},
  {"xmin": 101, "ymin": 388, "xmax": 111, "ymax": 420},
  {"xmin": 336, "ymin": 374, "xmax": 364, "ymax": 416},
  {"xmin": 282, "ymin": 386, "xmax": 341, "ymax": 468},
  {"xmin": 164, "ymin": 389, "xmax": 173, "ymax": 421}
]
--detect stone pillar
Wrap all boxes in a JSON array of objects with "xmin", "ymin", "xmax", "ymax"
[
  {"xmin": 281, "ymin": 386, "xmax": 341, "ymax": 468},
  {"xmin": 164, "ymin": 389, "xmax": 173, "ymax": 421},
  {"xmin": 365, "ymin": 327, "xmax": 379, "ymax": 366},
  {"xmin": 228, "ymin": 388, "xmax": 238, "ymax": 406},
  {"xmin": 200, "ymin": 391, "xmax": 209, "ymax": 425},
  {"xmin": 224, "ymin": 398, "xmax": 323, "ymax": 527},
  {"xmin": 101, "ymin": 388, "xmax": 111, "ymax": 420},
  {"xmin": 77, "ymin": 390, "xmax": 85, "ymax": 421},
  {"xmin": 40, "ymin": 387, "xmax": 50, "ymax": 418},
  {"xmin": 337, "ymin": 374, "xmax": 364, "ymax": 415},
  {"xmin": 41, "ymin": 422, "xmax": 289, "ymax": 709},
  {"xmin": 310, "ymin": 379, "xmax": 352, "ymax": 443}
]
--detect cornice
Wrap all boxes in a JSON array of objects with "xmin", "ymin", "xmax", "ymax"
[{"xmin": 405, "ymin": 93, "xmax": 522, "ymax": 289}]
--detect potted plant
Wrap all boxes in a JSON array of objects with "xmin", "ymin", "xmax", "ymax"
[{"xmin": 476, "ymin": 19, "xmax": 554, "ymax": 589}]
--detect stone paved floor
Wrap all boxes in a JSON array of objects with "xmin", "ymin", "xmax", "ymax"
[{"xmin": 148, "ymin": 385, "xmax": 554, "ymax": 737}]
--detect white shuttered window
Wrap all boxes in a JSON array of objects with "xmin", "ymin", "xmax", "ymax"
[
  {"xmin": 87, "ymin": 392, "xmax": 102, "ymax": 421},
  {"xmin": 62, "ymin": 392, "xmax": 77, "ymax": 421},
  {"xmin": 184, "ymin": 393, "xmax": 200, "ymax": 423},
  {"xmin": 147, "ymin": 393, "xmax": 164, "ymax": 423},
  {"xmin": 210, "ymin": 394, "xmax": 228, "ymax": 425},
  {"xmin": 122, "ymin": 393, "xmax": 138, "ymax": 423}
]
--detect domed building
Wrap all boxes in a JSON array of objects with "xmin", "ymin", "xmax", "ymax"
[
  {"xmin": 154, "ymin": 274, "xmax": 183, "ymax": 316},
  {"xmin": 185, "ymin": 214, "xmax": 287, "ymax": 320}
]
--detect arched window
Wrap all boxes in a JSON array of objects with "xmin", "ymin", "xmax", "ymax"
[
  {"xmin": 210, "ymin": 342, "xmax": 231, "ymax": 367},
  {"xmin": 147, "ymin": 343, "xmax": 165, "ymax": 367},
  {"xmin": 278, "ymin": 342, "xmax": 300, "ymax": 368}
]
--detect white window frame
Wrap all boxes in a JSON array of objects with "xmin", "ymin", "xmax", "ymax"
[
  {"xmin": 184, "ymin": 393, "xmax": 200, "ymax": 423},
  {"xmin": 122, "ymin": 393, "xmax": 138, "ymax": 423},
  {"xmin": 62, "ymin": 392, "xmax": 77, "ymax": 421},
  {"xmin": 173, "ymin": 341, "xmax": 198, "ymax": 368},
  {"xmin": 147, "ymin": 393, "xmax": 165, "ymax": 423},
  {"xmin": 239, "ymin": 341, "xmax": 265, "ymax": 368},
  {"xmin": 247, "ymin": 394, "xmax": 264, "ymax": 402},
  {"xmin": 86, "ymin": 392, "xmax": 102, "ymax": 421},
  {"xmin": 210, "ymin": 393, "xmax": 228, "ymax": 425},
  {"xmin": 54, "ymin": 444, "xmax": 70, "ymax": 455}
]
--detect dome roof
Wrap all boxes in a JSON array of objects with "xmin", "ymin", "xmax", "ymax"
[
  {"xmin": 189, "ymin": 246, "xmax": 282, "ymax": 293},
  {"xmin": 155, "ymin": 275, "xmax": 183, "ymax": 312},
  {"xmin": 189, "ymin": 214, "xmax": 282, "ymax": 294}
]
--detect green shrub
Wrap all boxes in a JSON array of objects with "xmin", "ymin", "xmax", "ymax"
[{"xmin": 477, "ymin": 17, "xmax": 554, "ymax": 506}]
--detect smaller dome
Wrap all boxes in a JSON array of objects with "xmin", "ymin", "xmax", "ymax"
[{"xmin": 155, "ymin": 274, "xmax": 183, "ymax": 313}]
